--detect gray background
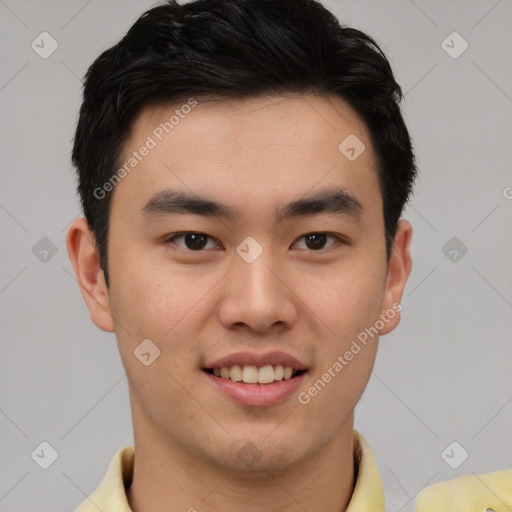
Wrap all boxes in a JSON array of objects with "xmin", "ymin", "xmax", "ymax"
[{"xmin": 1, "ymin": 0, "xmax": 511, "ymax": 511}]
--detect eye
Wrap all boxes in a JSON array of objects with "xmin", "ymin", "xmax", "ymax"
[
  {"xmin": 165, "ymin": 232, "xmax": 220, "ymax": 251},
  {"xmin": 164, "ymin": 231, "xmax": 345, "ymax": 252},
  {"xmin": 292, "ymin": 233, "xmax": 342, "ymax": 251}
]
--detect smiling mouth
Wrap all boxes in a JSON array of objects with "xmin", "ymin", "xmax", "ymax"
[{"xmin": 203, "ymin": 365, "xmax": 307, "ymax": 385}]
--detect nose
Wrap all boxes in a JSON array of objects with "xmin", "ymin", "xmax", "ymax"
[{"xmin": 217, "ymin": 246, "xmax": 298, "ymax": 334}]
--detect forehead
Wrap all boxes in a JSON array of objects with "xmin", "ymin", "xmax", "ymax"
[
  {"xmin": 113, "ymin": 93, "xmax": 381, "ymax": 223},
  {"xmin": 131, "ymin": 93, "xmax": 372, "ymax": 158}
]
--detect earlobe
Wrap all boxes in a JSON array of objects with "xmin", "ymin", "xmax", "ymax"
[
  {"xmin": 379, "ymin": 219, "xmax": 413, "ymax": 336},
  {"xmin": 66, "ymin": 218, "xmax": 115, "ymax": 332}
]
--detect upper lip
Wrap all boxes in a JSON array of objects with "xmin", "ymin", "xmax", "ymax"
[{"xmin": 204, "ymin": 351, "xmax": 308, "ymax": 370}]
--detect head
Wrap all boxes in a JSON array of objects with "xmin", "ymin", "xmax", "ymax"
[{"xmin": 67, "ymin": 0, "xmax": 416, "ymax": 475}]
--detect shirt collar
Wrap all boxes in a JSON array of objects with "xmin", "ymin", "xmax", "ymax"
[
  {"xmin": 348, "ymin": 429, "xmax": 385, "ymax": 511},
  {"xmin": 74, "ymin": 429, "xmax": 385, "ymax": 512}
]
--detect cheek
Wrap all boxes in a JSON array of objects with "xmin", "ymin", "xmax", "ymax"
[
  {"xmin": 301, "ymin": 268, "xmax": 383, "ymax": 422},
  {"xmin": 108, "ymin": 255, "xmax": 213, "ymax": 377},
  {"xmin": 108, "ymin": 267, "xmax": 202, "ymax": 407},
  {"xmin": 316, "ymin": 259, "xmax": 385, "ymax": 405},
  {"xmin": 302, "ymin": 257, "xmax": 386, "ymax": 342},
  {"xmin": 108, "ymin": 250, "xmax": 186, "ymax": 334}
]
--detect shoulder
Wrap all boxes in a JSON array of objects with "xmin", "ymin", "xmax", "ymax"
[
  {"xmin": 73, "ymin": 445, "xmax": 135, "ymax": 512},
  {"xmin": 414, "ymin": 468, "xmax": 512, "ymax": 512}
]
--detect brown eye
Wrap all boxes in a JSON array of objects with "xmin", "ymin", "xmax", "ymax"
[
  {"xmin": 293, "ymin": 233, "xmax": 341, "ymax": 251},
  {"xmin": 166, "ymin": 232, "xmax": 218, "ymax": 251}
]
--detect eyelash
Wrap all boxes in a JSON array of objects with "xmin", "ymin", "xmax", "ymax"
[{"xmin": 163, "ymin": 232, "xmax": 346, "ymax": 252}]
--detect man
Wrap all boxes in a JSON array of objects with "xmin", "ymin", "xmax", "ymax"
[{"xmin": 66, "ymin": 0, "xmax": 416, "ymax": 510}]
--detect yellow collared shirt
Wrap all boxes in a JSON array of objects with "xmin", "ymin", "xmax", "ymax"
[
  {"xmin": 74, "ymin": 429, "xmax": 385, "ymax": 512},
  {"xmin": 414, "ymin": 468, "xmax": 512, "ymax": 512}
]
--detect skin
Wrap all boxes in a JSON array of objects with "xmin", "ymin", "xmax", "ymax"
[{"xmin": 67, "ymin": 93, "xmax": 412, "ymax": 512}]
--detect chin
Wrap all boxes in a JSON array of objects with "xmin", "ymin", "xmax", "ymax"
[{"xmin": 203, "ymin": 435, "xmax": 315, "ymax": 478}]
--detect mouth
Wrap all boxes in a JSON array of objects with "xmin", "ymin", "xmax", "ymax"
[
  {"xmin": 202, "ymin": 351, "xmax": 309, "ymax": 406},
  {"xmin": 203, "ymin": 365, "xmax": 307, "ymax": 384}
]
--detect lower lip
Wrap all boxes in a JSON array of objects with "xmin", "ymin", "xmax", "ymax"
[{"xmin": 203, "ymin": 371, "xmax": 307, "ymax": 407}]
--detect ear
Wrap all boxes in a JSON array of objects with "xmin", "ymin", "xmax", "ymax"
[
  {"xmin": 66, "ymin": 217, "xmax": 115, "ymax": 332},
  {"xmin": 379, "ymin": 219, "xmax": 413, "ymax": 335}
]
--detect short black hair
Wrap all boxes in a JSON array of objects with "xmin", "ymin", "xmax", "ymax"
[{"xmin": 72, "ymin": 0, "xmax": 418, "ymax": 289}]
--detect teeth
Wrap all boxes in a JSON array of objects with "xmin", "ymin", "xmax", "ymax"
[
  {"xmin": 242, "ymin": 365, "xmax": 258, "ymax": 383},
  {"xmin": 211, "ymin": 364, "xmax": 300, "ymax": 384},
  {"xmin": 258, "ymin": 365, "xmax": 275, "ymax": 384},
  {"xmin": 230, "ymin": 364, "xmax": 242, "ymax": 382}
]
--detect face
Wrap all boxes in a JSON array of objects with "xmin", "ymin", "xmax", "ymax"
[{"xmin": 68, "ymin": 93, "xmax": 411, "ymax": 475}]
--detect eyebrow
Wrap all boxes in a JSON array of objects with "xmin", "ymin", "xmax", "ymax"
[{"xmin": 139, "ymin": 187, "xmax": 363, "ymax": 224}]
